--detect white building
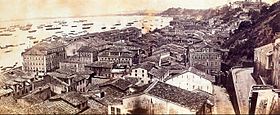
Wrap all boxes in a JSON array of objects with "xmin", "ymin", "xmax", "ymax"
[
  {"xmin": 128, "ymin": 61, "xmax": 155, "ymax": 84},
  {"xmin": 165, "ymin": 67, "xmax": 215, "ymax": 94},
  {"xmin": 249, "ymin": 85, "xmax": 279, "ymax": 114},
  {"xmin": 108, "ymin": 81, "xmax": 214, "ymax": 114}
]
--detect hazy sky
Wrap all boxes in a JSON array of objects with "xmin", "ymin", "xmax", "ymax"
[{"xmin": 0, "ymin": 0, "xmax": 278, "ymax": 21}]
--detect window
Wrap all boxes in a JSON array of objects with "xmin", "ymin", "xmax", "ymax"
[
  {"xmin": 111, "ymin": 107, "xmax": 115, "ymax": 114},
  {"xmin": 135, "ymin": 70, "xmax": 137, "ymax": 72},
  {"xmin": 142, "ymin": 70, "xmax": 144, "ymax": 73},
  {"xmin": 116, "ymin": 108, "xmax": 121, "ymax": 114},
  {"xmin": 135, "ymin": 74, "xmax": 137, "ymax": 76}
]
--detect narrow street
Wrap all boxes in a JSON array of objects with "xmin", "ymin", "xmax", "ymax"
[
  {"xmin": 213, "ymin": 86, "xmax": 235, "ymax": 114},
  {"xmin": 232, "ymin": 67, "xmax": 256, "ymax": 114}
]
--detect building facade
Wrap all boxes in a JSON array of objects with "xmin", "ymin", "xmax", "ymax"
[
  {"xmin": 272, "ymin": 38, "xmax": 280, "ymax": 88},
  {"xmin": 108, "ymin": 81, "xmax": 213, "ymax": 114},
  {"xmin": 254, "ymin": 43, "xmax": 273, "ymax": 84},
  {"xmin": 22, "ymin": 41, "xmax": 66, "ymax": 75},
  {"xmin": 98, "ymin": 47, "xmax": 133, "ymax": 66},
  {"xmin": 165, "ymin": 67, "xmax": 215, "ymax": 94},
  {"xmin": 128, "ymin": 62, "xmax": 155, "ymax": 84},
  {"xmin": 189, "ymin": 43, "xmax": 221, "ymax": 75}
]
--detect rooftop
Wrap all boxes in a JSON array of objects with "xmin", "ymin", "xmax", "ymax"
[
  {"xmin": 101, "ymin": 78, "xmax": 133, "ymax": 91},
  {"xmin": 85, "ymin": 61, "xmax": 114, "ymax": 68},
  {"xmin": 149, "ymin": 67, "xmax": 169, "ymax": 80},
  {"xmin": 30, "ymin": 100, "xmax": 80, "ymax": 114},
  {"xmin": 146, "ymin": 81, "xmax": 211, "ymax": 111},
  {"xmin": 23, "ymin": 41, "xmax": 65, "ymax": 55},
  {"xmin": 77, "ymin": 46, "xmax": 98, "ymax": 53},
  {"xmin": 132, "ymin": 61, "xmax": 155, "ymax": 71},
  {"xmin": 50, "ymin": 91, "xmax": 88, "ymax": 106}
]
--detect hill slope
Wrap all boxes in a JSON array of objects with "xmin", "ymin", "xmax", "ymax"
[{"xmin": 222, "ymin": 1, "xmax": 280, "ymax": 67}]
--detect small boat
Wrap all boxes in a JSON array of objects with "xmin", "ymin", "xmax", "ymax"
[
  {"xmin": 111, "ymin": 27, "xmax": 116, "ymax": 29},
  {"xmin": 101, "ymin": 27, "xmax": 106, "ymax": 29},
  {"xmin": 71, "ymin": 31, "xmax": 75, "ymax": 33},
  {"xmin": 0, "ymin": 46, "xmax": 7, "ymax": 49},
  {"xmin": 37, "ymin": 26, "xmax": 43, "ymax": 29},
  {"xmin": 7, "ymin": 29, "xmax": 16, "ymax": 32},
  {"xmin": 0, "ymin": 27, "xmax": 6, "ymax": 30},
  {"xmin": 126, "ymin": 24, "xmax": 131, "ymax": 26},
  {"xmin": 33, "ymin": 41, "xmax": 39, "ymax": 44},
  {"xmin": 82, "ymin": 27, "xmax": 90, "ymax": 29},
  {"xmin": 69, "ymin": 33, "xmax": 77, "ymax": 35},
  {"xmin": 128, "ymin": 22, "xmax": 134, "ymax": 25},
  {"xmin": 79, "ymin": 19, "xmax": 87, "ymax": 22},
  {"xmin": 114, "ymin": 23, "xmax": 121, "ymax": 26},
  {"xmin": 5, "ymin": 44, "xmax": 16, "ymax": 48},
  {"xmin": 28, "ymin": 30, "xmax": 37, "ymax": 33},
  {"xmin": 4, "ymin": 50, "xmax": 12, "ymax": 53},
  {"xmin": 19, "ymin": 43, "xmax": 25, "ymax": 45},
  {"xmin": 71, "ymin": 25, "xmax": 77, "ymax": 27},
  {"xmin": 62, "ymin": 24, "xmax": 68, "ymax": 26},
  {"xmin": 82, "ymin": 23, "xmax": 94, "ymax": 26},
  {"xmin": 27, "ymin": 36, "xmax": 36, "ymax": 39},
  {"xmin": 55, "ymin": 31, "xmax": 63, "ymax": 34},
  {"xmin": 133, "ymin": 20, "xmax": 138, "ymax": 22},
  {"xmin": 20, "ymin": 27, "xmax": 30, "ymax": 31},
  {"xmin": 46, "ymin": 27, "xmax": 61, "ymax": 30},
  {"xmin": 45, "ymin": 25, "xmax": 53, "ymax": 27},
  {"xmin": 0, "ymin": 33, "xmax": 12, "ymax": 36},
  {"xmin": 54, "ymin": 21, "xmax": 60, "ymax": 23}
]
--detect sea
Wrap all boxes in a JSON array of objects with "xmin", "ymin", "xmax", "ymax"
[{"xmin": 0, "ymin": 15, "xmax": 173, "ymax": 70}]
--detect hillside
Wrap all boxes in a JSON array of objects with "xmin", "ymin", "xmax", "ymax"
[
  {"xmin": 159, "ymin": 7, "xmax": 218, "ymax": 19},
  {"xmin": 222, "ymin": 1, "xmax": 280, "ymax": 67}
]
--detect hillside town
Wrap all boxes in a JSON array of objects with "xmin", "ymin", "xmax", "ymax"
[{"xmin": 0, "ymin": 0, "xmax": 280, "ymax": 114}]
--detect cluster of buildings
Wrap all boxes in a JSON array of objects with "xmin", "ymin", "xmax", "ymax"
[
  {"xmin": 0, "ymin": 18, "xmax": 224, "ymax": 114},
  {"xmin": 250, "ymin": 33, "xmax": 280, "ymax": 114},
  {"xmin": 230, "ymin": 0, "xmax": 268, "ymax": 12}
]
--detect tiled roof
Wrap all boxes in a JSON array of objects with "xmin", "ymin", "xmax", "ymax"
[
  {"xmin": 30, "ymin": 100, "xmax": 80, "ymax": 114},
  {"xmin": 188, "ymin": 67, "xmax": 215, "ymax": 82},
  {"xmin": 77, "ymin": 46, "xmax": 97, "ymax": 53},
  {"xmin": 98, "ymin": 51, "xmax": 133, "ymax": 58},
  {"xmin": 81, "ymin": 99, "xmax": 107, "ymax": 114},
  {"xmin": 85, "ymin": 61, "xmax": 113, "ymax": 68},
  {"xmin": 146, "ymin": 81, "xmax": 211, "ymax": 111},
  {"xmin": 23, "ymin": 41, "xmax": 65, "ymax": 55},
  {"xmin": 124, "ymin": 77, "xmax": 139, "ymax": 85},
  {"xmin": 164, "ymin": 67, "xmax": 215, "ymax": 83},
  {"xmin": 100, "ymin": 78, "xmax": 133, "ymax": 91},
  {"xmin": 95, "ymin": 86, "xmax": 125, "ymax": 105},
  {"xmin": 132, "ymin": 61, "xmax": 155, "ymax": 71},
  {"xmin": 148, "ymin": 67, "xmax": 169, "ymax": 80},
  {"xmin": 20, "ymin": 85, "xmax": 51, "ymax": 104},
  {"xmin": 50, "ymin": 91, "xmax": 88, "ymax": 106},
  {"xmin": 47, "ymin": 72, "xmax": 74, "ymax": 79}
]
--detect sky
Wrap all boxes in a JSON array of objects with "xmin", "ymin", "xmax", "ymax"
[{"xmin": 0, "ymin": 0, "xmax": 278, "ymax": 21}]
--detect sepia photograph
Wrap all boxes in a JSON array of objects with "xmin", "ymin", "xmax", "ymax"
[{"xmin": 0, "ymin": 0, "xmax": 279, "ymax": 114}]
